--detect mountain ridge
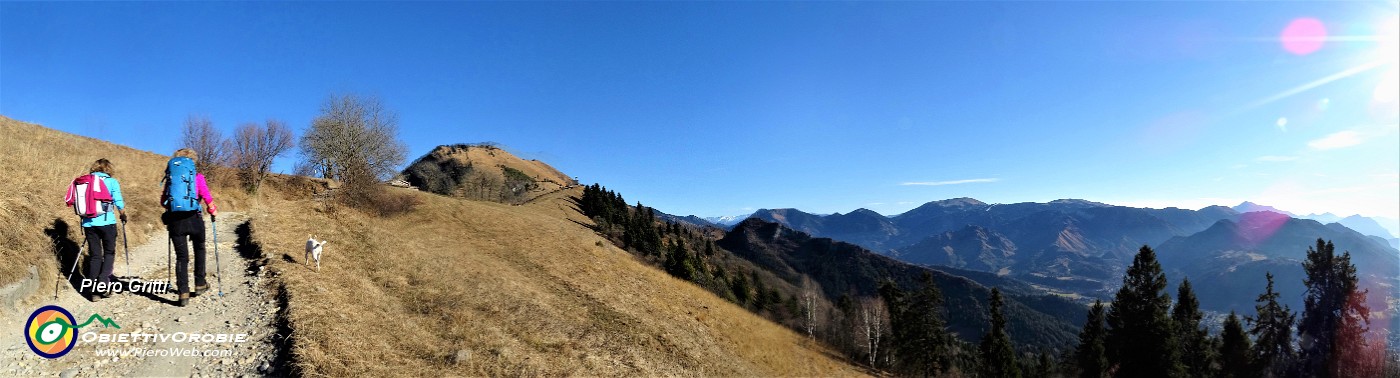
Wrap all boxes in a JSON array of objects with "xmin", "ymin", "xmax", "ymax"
[
  {"xmin": 739, "ymin": 198, "xmax": 1398, "ymax": 304},
  {"xmin": 1156, "ymin": 212, "xmax": 1399, "ymax": 314},
  {"xmin": 718, "ymin": 218, "xmax": 1085, "ymax": 351}
]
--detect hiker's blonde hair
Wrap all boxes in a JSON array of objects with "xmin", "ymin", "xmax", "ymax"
[
  {"xmin": 89, "ymin": 158, "xmax": 114, "ymax": 175},
  {"xmin": 174, "ymin": 148, "xmax": 198, "ymax": 164}
]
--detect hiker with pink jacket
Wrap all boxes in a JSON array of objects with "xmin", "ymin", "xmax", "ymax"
[{"xmin": 161, "ymin": 148, "xmax": 218, "ymax": 307}]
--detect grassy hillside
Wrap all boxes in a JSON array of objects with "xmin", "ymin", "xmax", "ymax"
[
  {"xmin": 0, "ymin": 116, "xmax": 251, "ymax": 294},
  {"xmin": 247, "ymin": 182, "xmax": 863, "ymax": 376},
  {"xmin": 399, "ymin": 143, "xmax": 576, "ymax": 204},
  {"xmin": 3, "ymin": 116, "xmax": 863, "ymax": 375}
]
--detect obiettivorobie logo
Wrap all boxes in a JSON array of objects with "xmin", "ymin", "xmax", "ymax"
[
  {"xmin": 25, "ymin": 305, "xmax": 251, "ymax": 359},
  {"xmin": 25, "ymin": 305, "xmax": 120, "ymax": 359}
]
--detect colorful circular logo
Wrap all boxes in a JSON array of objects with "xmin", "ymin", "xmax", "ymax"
[{"xmin": 25, "ymin": 305, "xmax": 77, "ymax": 359}]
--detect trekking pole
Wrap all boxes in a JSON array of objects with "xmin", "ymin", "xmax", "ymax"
[
  {"xmin": 56, "ymin": 233, "xmax": 88, "ymax": 299},
  {"xmin": 53, "ymin": 245, "xmax": 61, "ymax": 300},
  {"xmin": 121, "ymin": 220, "xmax": 131, "ymax": 277},
  {"xmin": 168, "ymin": 236, "xmax": 173, "ymax": 285},
  {"xmin": 213, "ymin": 217, "xmax": 223, "ymax": 297}
]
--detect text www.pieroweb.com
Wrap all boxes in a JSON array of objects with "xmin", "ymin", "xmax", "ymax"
[{"xmin": 93, "ymin": 347, "xmax": 234, "ymax": 358}]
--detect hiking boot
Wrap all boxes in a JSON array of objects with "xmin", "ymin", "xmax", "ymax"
[
  {"xmin": 178, "ymin": 292, "xmax": 190, "ymax": 307},
  {"xmin": 87, "ymin": 293, "xmax": 101, "ymax": 302},
  {"xmin": 193, "ymin": 284, "xmax": 210, "ymax": 297}
]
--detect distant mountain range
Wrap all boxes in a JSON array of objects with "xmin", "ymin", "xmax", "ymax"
[
  {"xmin": 703, "ymin": 214, "xmax": 749, "ymax": 226},
  {"xmin": 654, "ymin": 213, "xmax": 721, "ymax": 229},
  {"xmin": 1231, "ymin": 201, "xmax": 1296, "ymax": 216},
  {"xmin": 700, "ymin": 199, "xmax": 1399, "ymax": 314},
  {"xmin": 1233, "ymin": 202, "xmax": 1400, "ymax": 242},
  {"xmin": 740, "ymin": 198, "xmax": 1226, "ymax": 296},
  {"xmin": 1156, "ymin": 211, "xmax": 1399, "ymax": 313}
]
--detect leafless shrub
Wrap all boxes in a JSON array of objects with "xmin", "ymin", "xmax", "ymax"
[
  {"xmin": 298, "ymin": 94, "xmax": 406, "ymax": 183},
  {"xmin": 366, "ymin": 189, "xmax": 421, "ymax": 217},
  {"xmin": 180, "ymin": 114, "xmax": 230, "ymax": 174},
  {"xmin": 333, "ymin": 158, "xmax": 417, "ymax": 216},
  {"xmin": 231, "ymin": 119, "xmax": 295, "ymax": 194},
  {"xmin": 299, "ymin": 94, "xmax": 409, "ymax": 215}
]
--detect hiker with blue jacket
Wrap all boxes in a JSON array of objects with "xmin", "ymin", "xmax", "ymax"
[
  {"xmin": 161, "ymin": 148, "xmax": 218, "ymax": 307},
  {"xmin": 64, "ymin": 158, "xmax": 126, "ymax": 301}
]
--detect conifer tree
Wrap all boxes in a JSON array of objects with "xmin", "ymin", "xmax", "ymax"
[
  {"xmin": 979, "ymin": 288, "xmax": 1021, "ymax": 378},
  {"xmin": 1106, "ymin": 246, "xmax": 1183, "ymax": 378},
  {"xmin": 731, "ymin": 273, "xmax": 752, "ymax": 305},
  {"xmin": 643, "ymin": 208, "xmax": 662, "ymax": 256},
  {"xmin": 1248, "ymin": 272, "xmax": 1296, "ymax": 378},
  {"xmin": 1077, "ymin": 300, "xmax": 1108, "ymax": 378},
  {"xmin": 1334, "ymin": 288, "xmax": 1378, "ymax": 377},
  {"xmin": 665, "ymin": 239, "xmax": 697, "ymax": 281},
  {"xmin": 1172, "ymin": 278, "xmax": 1216, "ymax": 378},
  {"xmin": 881, "ymin": 273, "xmax": 951, "ymax": 376},
  {"xmin": 1297, "ymin": 239, "xmax": 1372, "ymax": 377},
  {"xmin": 1219, "ymin": 311, "xmax": 1253, "ymax": 378},
  {"xmin": 1035, "ymin": 351, "xmax": 1056, "ymax": 378},
  {"xmin": 754, "ymin": 275, "xmax": 770, "ymax": 310},
  {"xmin": 686, "ymin": 243, "xmax": 706, "ymax": 281},
  {"xmin": 621, "ymin": 209, "xmax": 638, "ymax": 249}
]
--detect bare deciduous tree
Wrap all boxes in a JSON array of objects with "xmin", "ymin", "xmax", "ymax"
[
  {"xmin": 180, "ymin": 114, "xmax": 229, "ymax": 174},
  {"xmin": 802, "ymin": 277, "xmax": 818, "ymax": 340},
  {"xmin": 466, "ymin": 173, "xmax": 502, "ymax": 202},
  {"xmin": 232, "ymin": 119, "xmax": 296, "ymax": 194},
  {"xmin": 299, "ymin": 94, "xmax": 410, "ymax": 213},
  {"xmin": 299, "ymin": 94, "xmax": 407, "ymax": 183},
  {"xmin": 858, "ymin": 296, "xmax": 889, "ymax": 369}
]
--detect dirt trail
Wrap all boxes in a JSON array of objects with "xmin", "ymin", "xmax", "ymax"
[{"xmin": 1, "ymin": 212, "xmax": 285, "ymax": 377}]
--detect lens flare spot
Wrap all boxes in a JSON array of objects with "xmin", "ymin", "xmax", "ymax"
[
  {"xmin": 1315, "ymin": 98, "xmax": 1330, "ymax": 111},
  {"xmin": 1235, "ymin": 211, "xmax": 1291, "ymax": 248},
  {"xmin": 1276, "ymin": 117, "xmax": 1289, "ymax": 131},
  {"xmin": 1281, "ymin": 18, "xmax": 1327, "ymax": 55}
]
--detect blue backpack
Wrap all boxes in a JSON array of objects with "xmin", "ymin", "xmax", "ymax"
[{"xmin": 165, "ymin": 157, "xmax": 202, "ymax": 212}]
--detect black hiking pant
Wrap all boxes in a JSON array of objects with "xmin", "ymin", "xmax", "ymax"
[
  {"xmin": 164, "ymin": 211, "xmax": 207, "ymax": 294},
  {"xmin": 83, "ymin": 224, "xmax": 117, "ymax": 290}
]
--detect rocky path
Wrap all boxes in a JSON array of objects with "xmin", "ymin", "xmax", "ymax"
[{"xmin": 1, "ymin": 212, "xmax": 286, "ymax": 377}]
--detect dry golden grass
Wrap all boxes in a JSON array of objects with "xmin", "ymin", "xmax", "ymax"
[
  {"xmin": 0, "ymin": 115, "xmax": 248, "ymax": 293},
  {"xmin": 251, "ymin": 180, "xmax": 866, "ymax": 377},
  {"xmin": 3, "ymin": 115, "xmax": 863, "ymax": 376}
]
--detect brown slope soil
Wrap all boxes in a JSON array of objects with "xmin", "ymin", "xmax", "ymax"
[{"xmin": 248, "ymin": 182, "xmax": 865, "ymax": 376}]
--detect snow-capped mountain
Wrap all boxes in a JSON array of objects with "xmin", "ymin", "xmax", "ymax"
[{"xmin": 704, "ymin": 214, "xmax": 752, "ymax": 226}]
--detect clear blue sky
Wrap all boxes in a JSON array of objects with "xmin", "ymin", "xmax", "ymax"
[{"xmin": 3, "ymin": 1, "xmax": 1397, "ymax": 219}]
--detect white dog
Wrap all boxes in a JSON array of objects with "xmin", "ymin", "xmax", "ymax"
[{"xmin": 305, "ymin": 235, "xmax": 328, "ymax": 272}]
